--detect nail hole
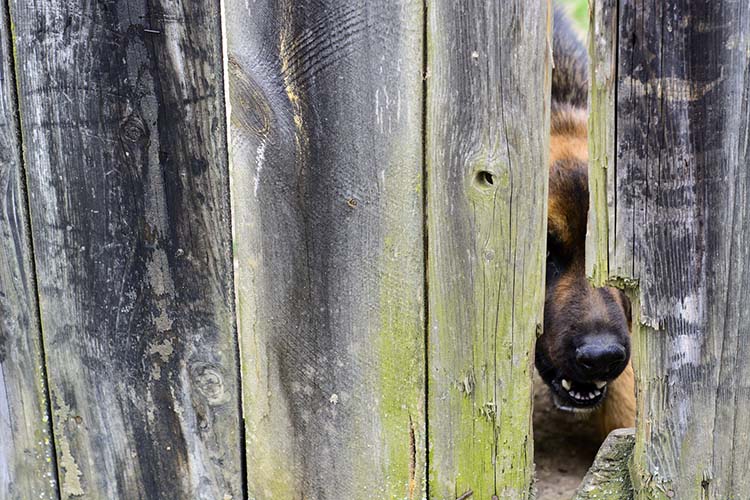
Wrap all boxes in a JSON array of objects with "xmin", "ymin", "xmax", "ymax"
[{"xmin": 477, "ymin": 170, "xmax": 495, "ymax": 187}]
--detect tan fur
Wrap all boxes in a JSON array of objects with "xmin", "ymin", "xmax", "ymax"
[
  {"xmin": 595, "ymin": 362, "xmax": 635, "ymax": 437},
  {"xmin": 550, "ymin": 105, "xmax": 588, "ymax": 164}
]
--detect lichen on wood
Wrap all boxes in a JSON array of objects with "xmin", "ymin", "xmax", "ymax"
[
  {"xmin": 588, "ymin": 0, "xmax": 750, "ymax": 498},
  {"xmin": 573, "ymin": 428, "xmax": 635, "ymax": 500},
  {"xmin": 225, "ymin": 1, "xmax": 426, "ymax": 498},
  {"xmin": 426, "ymin": 1, "xmax": 551, "ymax": 497}
]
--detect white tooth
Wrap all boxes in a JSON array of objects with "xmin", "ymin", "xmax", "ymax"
[
  {"xmin": 574, "ymin": 392, "xmax": 581, "ymax": 399},
  {"xmin": 595, "ymin": 381, "xmax": 607, "ymax": 389},
  {"xmin": 588, "ymin": 392, "xmax": 596, "ymax": 399},
  {"xmin": 562, "ymin": 379, "xmax": 571, "ymax": 390},
  {"xmin": 594, "ymin": 390, "xmax": 601, "ymax": 396}
]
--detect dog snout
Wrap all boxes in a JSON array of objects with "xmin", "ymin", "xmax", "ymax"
[{"xmin": 575, "ymin": 334, "xmax": 627, "ymax": 379}]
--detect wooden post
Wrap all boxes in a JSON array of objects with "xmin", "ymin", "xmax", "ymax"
[
  {"xmin": 225, "ymin": 1, "xmax": 425, "ymax": 498},
  {"xmin": 0, "ymin": 3, "xmax": 58, "ymax": 499},
  {"xmin": 9, "ymin": 1, "xmax": 243, "ymax": 498},
  {"xmin": 589, "ymin": 1, "xmax": 750, "ymax": 497},
  {"xmin": 585, "ymin": 0, "xmax": 618, "ymax": 288},
  {"xmin": 426, "ymin": 1, "xmax": 550, "ymax": 498},
  {"xmin": 573, "ymin": 428, "xmax": 635, "ymax": 500}
]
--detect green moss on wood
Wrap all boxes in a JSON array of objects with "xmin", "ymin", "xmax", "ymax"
[{"xmin": 573, "ymin": 428, "xmax": 635, "ymax": 500}]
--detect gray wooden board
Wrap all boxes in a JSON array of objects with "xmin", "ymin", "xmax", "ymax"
[
  {"xmin": 0, "ymin": 2, "xmax": 59, "ymax": 498},
  {"xmin": 573, "ymin": 428, "xmax": 635, "ymax": 500},
  {"xmin": 585, "ymin": 0, "xmax": 618, "ymax": 287},
  {"xmin": 426, "ymin": 1, "xmax": 550, "ymax": 498},
  {"xmin": 225, "ymin": 1, "xmax": 425, "ymax": 498},
  {"xmin": 9, "ymin": 0, "xmax": 243, "ymax": 498},
  {"xmin": 608, "ymin": 1, "xmax": 750, "ymax": 497}
]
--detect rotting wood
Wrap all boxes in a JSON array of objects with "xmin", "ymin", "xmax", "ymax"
[
  {"xmin": 573, "ymin": 428, "xmax": 635, "ymax": 500},
  {"xmin": 588, "ymin": 1, "xmax": 750, "ymax": 498},
  {"xmin": 225, "ymin": 1, "xmax": 425, "ymax": 498},
  {"xmin": 426, "ymin": 1, "xmax": 551, "ymax": 498},
  {"xmin": 0, "ymin": 3, "xmax": 58, "ymax": 499},
  {"xmin": 9, "ymin": 0, "xmax": 243, "ymax": 498}
]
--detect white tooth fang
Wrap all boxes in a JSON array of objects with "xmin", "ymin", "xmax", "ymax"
[
  {"xmin": 588, "ymin": 392, "xmax": 596, "ymax": 399},
  {"xmin": 595, "ymin": 381, "xmax": 607, "ymax": 389},
  {"xmin": 574, "ymin": 392, "xmax": 581, "ymax": 399},
  {"xmin": 562, "ymin": 379, "xmax": 571, "ymax": 390},
  {"xmin": 594, "ymin": 390, "xmax": 602, "ymax": 396}
]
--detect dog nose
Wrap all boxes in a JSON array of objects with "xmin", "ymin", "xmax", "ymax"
[{"xmin": 575, "ymin": 338, "xmax": 627, "ymax": 378}]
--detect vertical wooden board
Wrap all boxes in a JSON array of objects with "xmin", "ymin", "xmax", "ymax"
[
  {"xmin": 10, "ymin": 0, "xmax": 242, "ymax": 498},
  {"xmin": 609, "ymin": 1, "xmax": 750, "ymax": 497},
  {"xmin": 426, "ymin": 1, "xmax": 550, "ymax": 498},
  {"xmin": 0, "ymin": 3, "xmax": 58, "ymax": 499},
  {"xmin": 585, "ymin": 0, "xmax": 618, "ymax": 288},
  {"xmin": 225, "ymin": 1, "xmax": 425, "ymax": 498}
]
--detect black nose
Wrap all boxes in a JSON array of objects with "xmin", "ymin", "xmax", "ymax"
[{"xmin": 575, "ymin": 338, "xmax": 627, "ymax": 378}]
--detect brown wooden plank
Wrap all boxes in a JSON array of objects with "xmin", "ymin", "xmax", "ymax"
[
  {"xmin": 589, "ymin": 0, "xmax": 750, "ymax": 497},
  {"xmin": 225, "ymin": 1, "xmax": 425, "ymax": 498},
  {"xmin": 426, "ymin": 1, "xmax": 551, "ymax": 498},
  {"xmin": 0, "ymin": 2, "xmax": 59, "ymax": 498},
  {"xmin": 9, "ymin": 1, "xmax": 243, "ymax": 497}
]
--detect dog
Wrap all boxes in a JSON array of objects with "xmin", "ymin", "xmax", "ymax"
[{"xmin": 535, "ymin": 7, "xmax": 635, "ymax": 437}]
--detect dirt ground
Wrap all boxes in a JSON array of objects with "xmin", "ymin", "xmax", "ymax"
[{"xmin": 533, "ymin": 371, "xmax": 601, "ymax": 500}]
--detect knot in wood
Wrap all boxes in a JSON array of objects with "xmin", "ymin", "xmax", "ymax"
[
  {"xmin": 190, "ymin": 362, "xmax": 228, "ymax": 406},
  {"xmin": 120, "ymin": 115, "xmax": 147, "ymax": 143}
]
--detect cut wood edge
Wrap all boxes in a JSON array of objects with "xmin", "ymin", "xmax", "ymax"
[{"xmin": 572, "ymin": 427, "xmax": 635, "ymax": 500}]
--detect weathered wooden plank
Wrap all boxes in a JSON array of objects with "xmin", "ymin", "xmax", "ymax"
[
  {"xmin": 10, "ymin": 1, "xmax": 242, "ymax": 498},
  {"xmin": 573, "ymin": 428, "xmax": 635, "ymax": 500},
  {"xmin": 588, "ymin": 1, "xmax": 750, "ymax": 497},
  {"xmin": 0, "ymin": 3, "xmax": 59, "ymax": 499},
  {"xmin": 426, "ymin": 1, "xmax": 550, "ymax": 498},
  {"xmin": 225, "ymin": 1, "xmax": 425, "ymax": 498},
  {"xmin": 585, "ymin": 0, "xmax": 618, "ymax": 288}
]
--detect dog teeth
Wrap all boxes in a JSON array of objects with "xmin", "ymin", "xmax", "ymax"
[
  {"xmin": 562, "ymin": 379, "xmax": 572, "ymax": 390},
  {"xmin": 595, "ymin": 380, "xmax": 607, "ymax": 389},
  {"xmin": 594, "ymin": 389, "xmax": 601, "ymax": 396},
  {"xmin": 588, "ymin": 392, "xmax": 596, "ymax": 399}
]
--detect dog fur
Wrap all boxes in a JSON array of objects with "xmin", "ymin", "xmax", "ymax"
[{"xmin": 538, "ymin": 8, "xmax": 635, "ymax": 437}]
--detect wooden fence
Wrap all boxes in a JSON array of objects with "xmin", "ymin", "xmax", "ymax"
[{"xmin": 1, "ymin": 1, "xmax": 747, "ymax": 499}]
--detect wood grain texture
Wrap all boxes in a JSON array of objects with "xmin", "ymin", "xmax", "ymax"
[
  {"xmin": 573, "ymin": 428, "xmax": 635, "ymax": 500},
  {"xmin": 585, "ymin": 0, "xmax": 618, "ymax": 287},
  {"xmin": 10, "ymin": 0, "xmax": 242, "ymax": 498},
  {"xmin": 0, "ymin": 3, "xmax": 59, "ymax": 499},
  {"xmin": 589, "ymin": 1, "xmax": 750, "ymax": 497},
  {"xmin": 426, "ymin": 1, "xmax": 550, "ymax": 498},
  {"xmin": 225, "ymin": 1, "xmax": 425, "ymax": 498}
]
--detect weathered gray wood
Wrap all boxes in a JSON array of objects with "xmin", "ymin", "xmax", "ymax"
[
  {"xmin": 585, "ymin": 0, "xmax": 618, "ymax": 288},
  {"xmin": 588, "ymin": 1, "xmax": 750, "ymax": 497},
  {"xmin": 426, "ymin": 2, "xmax": 550, "ymax": 498},
  {"xmin": 225, "ymin": 1, "xmax": 425, "ymax": 498},
  {"xmin": 573, "ymin": 428, "xmax": 635, "ymax": 500},
  {"xmin": 10, "ymin": 1, "xmax": 242, "ymax": 498},
  {"xmin": 0, "ymin": 3, "xmax": 59, "ymax": 499}
]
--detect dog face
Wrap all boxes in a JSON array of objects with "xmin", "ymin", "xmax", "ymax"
[{"xmin": 536, "ymin": 104, "xmax": 631, "ymax": 412}]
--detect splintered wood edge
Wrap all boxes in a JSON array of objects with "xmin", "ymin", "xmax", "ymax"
[{"xmin": 573, "ymin": 428, "xmax": 635, "ymax": 500}]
